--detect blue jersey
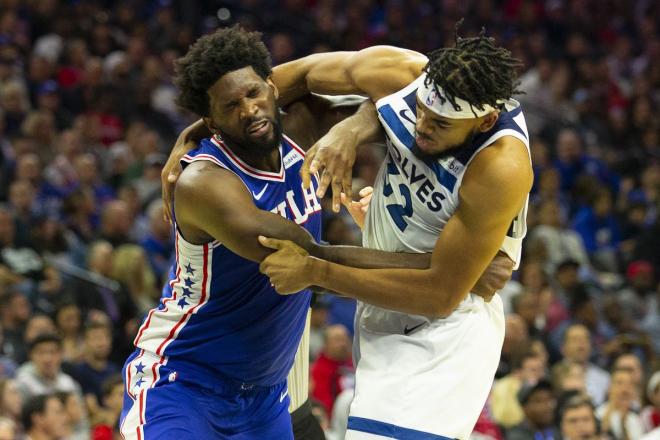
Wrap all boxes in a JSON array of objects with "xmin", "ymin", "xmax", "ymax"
[{"xmin": 130, "ymin": 134, "xmax": 321, "ymax": 391}]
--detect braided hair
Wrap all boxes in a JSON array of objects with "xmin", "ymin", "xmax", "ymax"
[{"xmin": 423, "ymin": 25, "xmax": 523, "ymax": 117}]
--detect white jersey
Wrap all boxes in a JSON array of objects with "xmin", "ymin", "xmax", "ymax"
[
  {"xmin": 346, "ymin": 76, "xmax": 531, "ymax": 440},
  {"xmin": 364, "ymin": 74, "xmax": 530, "ymax": 264}
]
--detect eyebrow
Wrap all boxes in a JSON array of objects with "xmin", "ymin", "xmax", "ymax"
[{"xmin": 416, "ymin": 98, "xmax": 451, "ymax": 126}]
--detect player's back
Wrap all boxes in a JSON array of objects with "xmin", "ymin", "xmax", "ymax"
[{"xmin": 129, "ymin": 134, "xmax": 321, "ymax": 392}]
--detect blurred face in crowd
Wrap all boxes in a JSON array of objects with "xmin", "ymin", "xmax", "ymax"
[
  {"xmin": 562, "ymin": 325, "xmax": 591, "ymax": 364},
  {"xmin": 520, "ymin": 356, "xmax": 545, "ymax": 384},
  {"xmin": 561, "ymin": 403, "xmax": 597, "ymax": 440},
  {"xmin": 1, "ymin": 380, "xmax": 22, "ymax": 417},
  {"xmin": 8, "ymin": 180, "xmax": 35, "ymax": 213},
  {"xmin": 63, "ymin": 393, "xmax": 85, "ymax": 426},
  {"xmin": 556, "ymin": 264, "xmax": 579, "ymax": 290},
  {"xmin": 205, "ymin": 66, "xmax": 283, "ymax": 155},
  {"xmin": 503, "ymin": 314, "xmax": 529, "ymax": 354},
  {"xmin": 5, "ymin": 293, "xmax": 31, "ymax": 325},
  {"xmin": 73, "ymin": 154, "xmax": 99, "ymax": 185},
  {"xmin": 560, "ymin": 363, "xmax": 587, "ymax": 393},
  {"xmin": 24, "ymin": 316, "xmax": 56, "ymax": 343},
  {"xmin": 104, "ymin": 383, "xmax": 125, "ymax": 413},
  {"xmin": 608, "ymin": 370, "xmax": 636, "ymax": 410},
  {"xmin": 324, "ymin": 325, "xmax": 351, "ymax": 361},
  {"xmin": 556, "ymin": 129, "xmax": 582, "ymax": 164},
  {"xmin": 85, "ymin": 326, "xmax": 112, "ymax": 362},
  {"xmin": 514, "ymin": 293, "xmax": 538, "ymax": 327},
  {"xmin": 31, "ymin": 341, "xmax": 62, "ymax": 380},
  {"xmin": 613, "ymin": 354, "xmax": 643, "ymax": 390},
  {"xmin": 88, "ymin": 242, "xmax": 114, "ymax": 276},
  {"xmin": 15, "ymin": 154, "xmax": 41, "ymax": 184},
  {"xmin": 32, "ymin": 396, "xmax": 67, "ymax": 438},
  {"xmin": 524, "ymin": 389, "xmax": 556, "ymax": 428},
  {"xmin": 0, "ymin": 420, "xmax": 15, "ymax": 440},
  {"xmin": 55, "ymin": 304, "xmax": 81, "ymax": 336}
]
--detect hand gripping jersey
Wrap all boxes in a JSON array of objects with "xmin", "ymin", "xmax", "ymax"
[{"xmin": 130, "ymin": 134, "xmax": 322, "ymax": 392}]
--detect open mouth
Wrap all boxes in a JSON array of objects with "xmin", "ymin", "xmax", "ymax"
[
  {"xmin": 247, "ymin": 119, "xmax": 270, "ymax": 137},
  {"xmin": 415, "ymin": 136, "xmax": 433, "ymax": 150}
]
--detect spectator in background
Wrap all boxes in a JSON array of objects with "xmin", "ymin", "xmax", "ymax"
[
  {"xmin": 311, "ymin": 324, "xmax": 354, "ymax": 419},
  {"xmin": 15, "ymin": 334, "xmax": 81, "ymax": 401},
  {"xmin": 528, "ymin": 199, "xmax": 590, "ymax": 274},
  {"xmin": 99, "ymin": 198, "xmax": 134, "ymax": 245},
  {"xmin": 69, "ymin": 320, "xmax": 118, "ymax": 407},
  {"xmin": 572, "ymin": 188, "xmax": 621, "ymax": 272},
  {"xmin": 73, "ymin": 153, "xmax": 114, "ymax": 207},
  {"xmin": 612, "ymin": 353, "xmax": 645, "ymax": 408},
  {"xmin": 507, "ymin": 379, "xmax": 559, "ymax": 440},
  {"xmin": 139, "ymin": 200, "xmax": 174, "ymax": 284},
  {"xmin": 552, "ymin": 361, "xmax": 587, "ymax": 396},
  {"xmin": 557, "ymin": 324, "xmax": 610, "ymax": 406},
  {"xmin": 596, "ymin": 368, "xmax": 646, "ymax": 440},
  {"xmin": 492, "ymin": 348, "xmax": 546, "ymax": 429},
  {"xmin": 558, "ymin": 392, "xmax": 599, "ymax": 440},
  {"xmin": 56, "ymin": 391, "xmax": 88, "ymax": 440},
  {"xmin": 0, "ymin": 291, "xmax": 31, "ymax": 365},
  {"xmin": 13, "ymin": 314, "xmax": 56, "ymax": 366},
  {"xmin": 617, "ymin": 261, "xmax": 657, "ymax": 323},
  {"xmin": 497, "ymin": 314, "xmax": 530, "ymax": 379},
  {"xmin": 0, "ymin": 417, "xmax": 15, "ymax": 440},
  {"xmin": 89, "ymin": 374, "xmax": 123, "ymax": 440},
  {"xmin": 642, "ymin": 371, "xmax": 660, "ymax": 432},
  {"xmin": 54, "ymin": 302, "xmax": 83, "ymax": 363},
  {"xmin": 0, "ymin": 379, "xmax": 22, "ymax": 431},
  {"xmin": 111, "ymin": 244, "xmax": 158, "ymax": 315},
  {"xmin": 21, "ymin": 394, "xmax": 67, "ymax": 440}
]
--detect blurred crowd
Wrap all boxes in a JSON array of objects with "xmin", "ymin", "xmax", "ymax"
[{"xmin": 0, "ymin": 0, "xmax": 658, "ymax": 439}]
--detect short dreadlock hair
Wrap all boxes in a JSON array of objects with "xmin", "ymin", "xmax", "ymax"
[
  {"xmin": 174, "ymin": 25, "xmax": 272, "ymax": 117},
  {"xmin": 423, "ymin": 27, "xmax": 523, "ymax": 117}
]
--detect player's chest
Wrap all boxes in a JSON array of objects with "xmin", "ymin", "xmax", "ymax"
[
  {"xmin": 248, "ymin": 174, "xmax": 322, "ymax": 227},
  {"xmin": 378, "ymin": 139, "xmax": 461, "ymax": 232}
]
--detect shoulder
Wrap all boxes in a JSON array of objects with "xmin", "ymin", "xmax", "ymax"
[{"xmin": 463, "ymin": 137, "xmax": 533, "ymax": 202}]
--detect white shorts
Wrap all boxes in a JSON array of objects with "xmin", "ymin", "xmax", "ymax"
[{"xmin": 346, "ymin": 293, "xmax": 505, "ymax": 440}]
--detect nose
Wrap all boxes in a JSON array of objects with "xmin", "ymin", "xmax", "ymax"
[
  {"xmin": 239, "ymin": 99, "xmax": 258, "ymax": 121},
  {"xmin": 416, "ymin": 112, "xmax": 433, "ymax": 137}
]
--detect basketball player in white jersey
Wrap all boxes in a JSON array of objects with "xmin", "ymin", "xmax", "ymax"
[{"xmin": 257, "ymin": 32, "xmax": 534, "ymax": 439}]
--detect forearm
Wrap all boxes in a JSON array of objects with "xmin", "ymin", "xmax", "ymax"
[
  {"xmin": 309, "ymin": 259, "xmax": 452, "ymax": 317},
  {"xmin": 313, "ymin": 245, "xmax": 430, "ymax": 269},
  {"xmin": 336, "ymin": 100, "xmax": 383, "ymax": 146}
]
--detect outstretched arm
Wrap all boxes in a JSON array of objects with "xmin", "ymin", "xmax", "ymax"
[{"xmin": 273, "ymin": 46, "xmax": 427, "ymax": 104}]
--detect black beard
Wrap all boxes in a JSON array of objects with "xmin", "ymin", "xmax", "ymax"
[{"xmin": 411, "ymin": 130, "xmax": 476, "ymax": 162}]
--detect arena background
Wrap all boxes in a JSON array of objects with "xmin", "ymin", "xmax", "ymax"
[{"xmin": 0, "ymin": 0, "xmax": 658, "ymax": 439}]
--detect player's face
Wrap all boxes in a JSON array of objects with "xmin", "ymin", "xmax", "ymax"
[
  {"xmin": 206, "ymin": 66, "xmax": 282, "ymax": 154},
  {"xmin": 413, "ymin": 98, "xmax": 497, "ymax": 159}
]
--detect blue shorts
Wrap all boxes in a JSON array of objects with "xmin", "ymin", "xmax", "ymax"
[{"xmin": 119, "ymin": 350, "xmax": 292, "ymax": 439}]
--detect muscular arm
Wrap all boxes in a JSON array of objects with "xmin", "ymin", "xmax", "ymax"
[
  {"xmin": 294, "ymin": 139, "xmax": 533, "ymax": 317},
  {"xmin": 272, "ymin": 46, "xmax": 428, "ymax": 104},
  {"xmin": 175, "ymin": 162, "xmax": 428, "ymax": 268}
]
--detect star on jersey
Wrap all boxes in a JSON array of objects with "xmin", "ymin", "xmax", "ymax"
[
  {"xmin": 135, "ymin": 377, "xmax": 145, "ymax": 388},
  {"xmin": 184, "ymin": 278, "xmax": 194, "ymax": 288},
  {"xmin": 177, "ymin": 298, "xmax": 189, "ymax": 309},
  {"xmin": 184, "ymin": 263, "xmax": 195, "ymax": 275},
  {"xmin": 181, "ymin": 288, "xmax": 192, "ymax": 298},
  {"xmin": 135, "ymin": 362, "xmax": 145, "ymax": 374}
]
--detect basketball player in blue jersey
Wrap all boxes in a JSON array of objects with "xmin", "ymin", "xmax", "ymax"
[
  {"xmin": 124, "ymin": 27, "xmax": 512, "ymax": 439},
  {"xmin": 255, "ymin": 32, "xmax": 535, "ymax": 439}
]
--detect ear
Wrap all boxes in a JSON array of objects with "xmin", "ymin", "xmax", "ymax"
[
  {"xmin": 477, "ymin": 111, "xmax": 499, "ymax": 132},
  {"xmin": 203, "ymin": 117, "xmax": 219, "ymax": 134},
  {"xmin": 266, "ymin": 77, "xmax": 279, "ymax": 100}
]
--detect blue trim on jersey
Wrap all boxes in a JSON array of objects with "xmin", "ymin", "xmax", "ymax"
[
  {"xmin": 347, "ymin": 417, "xmax": 454, "ymax": 440},
  {"xmin": 455, "ymin": 106, "xmax": 526, "ymax": 166},
  {"xmin": 429, "ymin": 161, "xmax": 457, "ymax": 192},
  {"xmin": 378, "ymin": 104, "xmax": 414, "ymax": 149},
  {"xmin": 403, "ymin": 89, "xmax": 417, "ymax": 113}
]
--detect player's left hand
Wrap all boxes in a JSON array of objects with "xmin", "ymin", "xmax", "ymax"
[
  {"xmin": 258, "ymin": 236, "xmax": 314, "ymax": 294},
  {"xmin": 471, "ymin": 252, "xmax": 514, "ymax": 302}
]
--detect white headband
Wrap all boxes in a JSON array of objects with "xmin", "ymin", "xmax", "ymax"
[{"xmin": 416, "ymin": 73, "xmax": 500, "ymax": 119}]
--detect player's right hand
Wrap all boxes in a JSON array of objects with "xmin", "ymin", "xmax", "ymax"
[
  {"xmin": 162, "ymin": 137, "xmax": 197, "ymax": 224},
  {"xmin": 341, "ymin": 186, "xmax": 373, "ymax": 229},
  {"xmin": 300, "ymin": 124, "xmax": 358, "ymax": 213}
]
